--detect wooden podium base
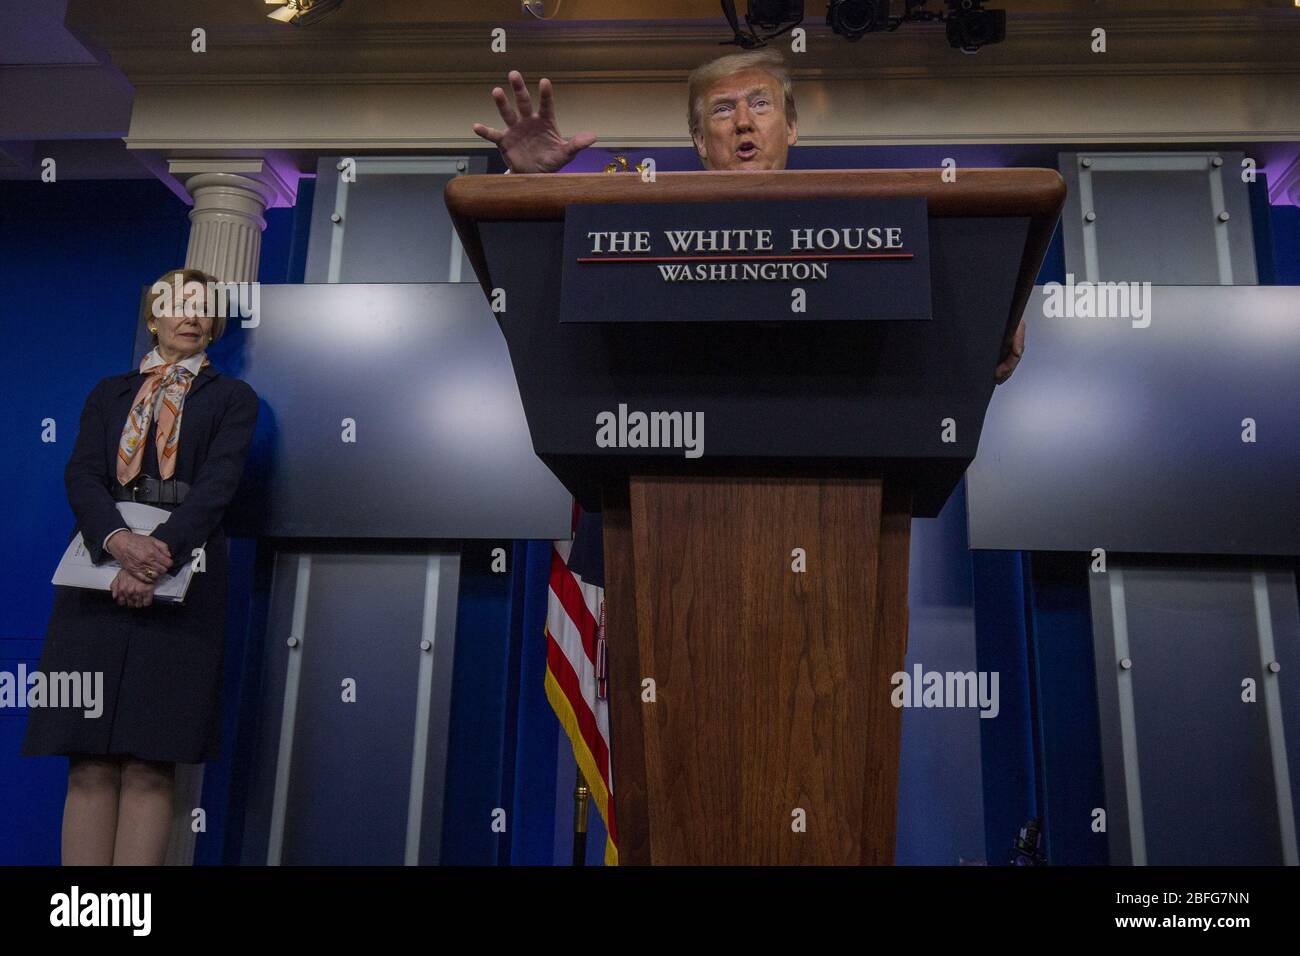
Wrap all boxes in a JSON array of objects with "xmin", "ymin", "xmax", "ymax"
[{"xmin": 602, "ymin": 472, "xmax": 912, "ymax": 865}]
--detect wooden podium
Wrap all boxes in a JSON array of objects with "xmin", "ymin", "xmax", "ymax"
[{"xmin": 447, "ymin": 170, "xmax": 1064, "ymax": 864}]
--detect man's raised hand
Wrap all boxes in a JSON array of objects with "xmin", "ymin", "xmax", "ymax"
[{"xmin": 472, "ymin": 71, "xmax": 597, "ymax": 174}]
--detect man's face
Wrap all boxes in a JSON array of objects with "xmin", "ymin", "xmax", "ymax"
[{"xmin": 692, "ymin": 68, "xmax": 797, "ymax": 171}]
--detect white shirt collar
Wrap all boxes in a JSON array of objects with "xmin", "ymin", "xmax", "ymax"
[{"xmin": 141, "ymin": 346, "xmax": 207, "ymax": 377}]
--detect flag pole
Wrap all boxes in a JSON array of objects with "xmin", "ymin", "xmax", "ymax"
[{"xmin": 572, "ymin": 768, "xmax": 590, "ymax": 866}]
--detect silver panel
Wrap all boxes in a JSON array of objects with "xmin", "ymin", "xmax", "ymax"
[
  {"xmin": 305, "ymin": 156, "xmax": 484, "ymax": 284},
  {"xmin": 1090, "ymin": 563, "xmax": 1298, "ymax": 865},
  {"xmin": 1252, "ymin": 571, "xmax": 1299, "ymax": 865},
  {"xmin": 968, "ymin": 285, "xmax": 1300, "ymax": 555},
  {"xmin": 226, "ymin": 282, "xmax": 573, "ymax": 540},
  {"xmin": 406, "ymin": 551, "xmax": 461, "ymax": 865},
  {"xmin": 1059, "ymin": 151, "xmax": 1257, "ymax": 285},
  {"xmin": 267, "ymin": 554, "xmax": 311, "ymax": 866}
]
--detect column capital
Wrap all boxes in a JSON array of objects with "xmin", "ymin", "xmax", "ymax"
[
  {"xmin": 167, "ymin": 156, "xmax": 299, "ymax": 209},
  {"xmin": 168, "ymin": 157, "xmax": 297, "ymax": 283}
]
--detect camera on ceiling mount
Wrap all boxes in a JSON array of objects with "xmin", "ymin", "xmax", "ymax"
[
  {"xmin": 944, "ymin": 0, "xmax": 1006, "ymax": 53},
  {"xmin": 719, "ymin": 0, "xmax": 805, "ymax": 49},
  {"xmin": 826, "ymin": 0, "xmax": 891, "ymax": 41},
  {"xmin": 719, "ymin": 1, "xmax": 1005, "ymax": 51}
]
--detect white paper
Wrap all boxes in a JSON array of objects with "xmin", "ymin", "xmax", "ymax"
[{"xmin": 52, "ymin": 502, "xmax": 196, "ymax": 603}]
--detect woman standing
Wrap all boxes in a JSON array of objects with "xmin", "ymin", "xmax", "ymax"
[{"xmin": 23, "ymin": 267, "xmax": 259, "ymax": 865}]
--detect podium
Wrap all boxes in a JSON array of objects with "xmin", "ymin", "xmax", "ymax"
[{"xmin": 447, "ymin": 169, "xmax": 1065, "ymax": 864}]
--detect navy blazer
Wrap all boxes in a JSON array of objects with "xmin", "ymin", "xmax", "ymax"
[{"xmin": 65, "ymin": 364, "xmax": 259, "ymax": 571}]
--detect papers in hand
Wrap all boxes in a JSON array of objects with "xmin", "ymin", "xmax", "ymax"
[{"xmin": 52, "ymin": 502, "xmax": 196, "ymax": 604}]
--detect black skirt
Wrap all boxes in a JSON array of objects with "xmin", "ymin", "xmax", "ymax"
[{"xmin": 23, "ymin": 449, "xmax": 231, "ymax": 764}]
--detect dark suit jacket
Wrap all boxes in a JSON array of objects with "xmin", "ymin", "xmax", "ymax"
[{"xmin": 65, "ymin": 364, "xmax": 259, "ymax": 571}]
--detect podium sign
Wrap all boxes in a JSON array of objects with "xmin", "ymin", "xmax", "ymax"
[{"xmin": 561, "ymin": 197, "xmax": 932, "ymax": 323}]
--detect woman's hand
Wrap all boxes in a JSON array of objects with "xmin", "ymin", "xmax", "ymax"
[
  {"xmin": 110, "ymin": 567, "xmax": 157, "ymax": 608},
  {"xmin": 106, "ymin": 531, "xmax": 172, "ymax": 584},
  {"xmin": 472, "ymin": 71, "xmax": 597, "ymax": 174}
]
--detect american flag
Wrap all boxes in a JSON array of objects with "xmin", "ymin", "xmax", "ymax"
[{"xmin": 543, "ymin": 507, "xmax": 618, "ymax": 864}]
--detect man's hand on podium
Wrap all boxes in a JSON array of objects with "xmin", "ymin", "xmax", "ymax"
[
  {"xmin": 994, "ymin": 316, "xmax": 1026, "ymax": 385},
  {"xmin": 472, "ymin": 70, "xmax": 597, "ymax": 174}
]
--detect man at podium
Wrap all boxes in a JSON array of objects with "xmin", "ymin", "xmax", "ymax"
[
  {"xmin": 471, "ymin": 47, "xmax": 1026, "ymax": 383},
  {"xmin": 463, "ymin": 46, "xmax": 1056, "ymax": 865}
]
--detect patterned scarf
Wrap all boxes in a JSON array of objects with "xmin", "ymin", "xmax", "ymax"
[{"xmin": 116, "ymin": 351, "xmax": 210, "ymax": 485}]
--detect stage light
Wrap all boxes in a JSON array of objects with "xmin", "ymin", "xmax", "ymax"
[
  {"xmin": 944, "ymin": 0, "xmax": 1005, "ymax": 52},
  {"xmin": 264, "ymin": 0, "xmax": 344, "ymax": 26},
  {"xmin": 827, "ymin": 0, "xmax": 891, "ymax": 41}
]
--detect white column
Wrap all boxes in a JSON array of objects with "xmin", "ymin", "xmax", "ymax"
[{"xmin": 168, "ymin": 157, "xmax": 297, "ymax": 281}]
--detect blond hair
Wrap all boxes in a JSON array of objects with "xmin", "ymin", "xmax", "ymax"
[
  {"xmin": 686, "ymin": 48, "xmax": 797, "ymax": 138},
  {"xmin": 141, "ymin": 267, "xmax": 226, "ymax": 346}
]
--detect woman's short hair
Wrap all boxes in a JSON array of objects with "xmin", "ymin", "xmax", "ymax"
[
  {"xmin": 141, "ymin": 267, "xmax": 226, "ymax": 346},
  {"xmin": 686, "ymin": 49, "xmax": 797, "ymax": 139}
]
